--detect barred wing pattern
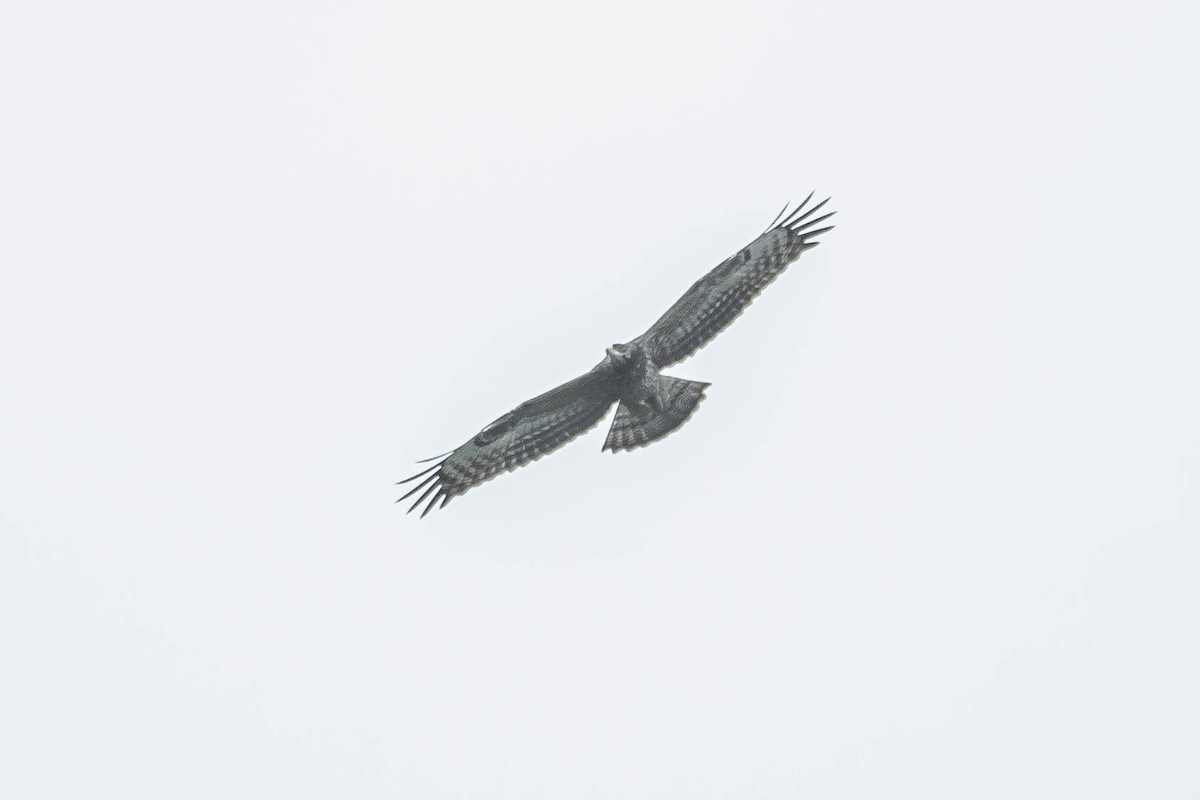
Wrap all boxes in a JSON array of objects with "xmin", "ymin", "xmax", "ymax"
[
  {"xmin": 638, "ymin": 194, "xmax": 835, "ymax": 367},
  {"xmin": 396, "ymin": 367, "xmax": 617, "ymax": 517}
]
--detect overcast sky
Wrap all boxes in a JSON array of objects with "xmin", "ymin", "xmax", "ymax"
[{"xmin": 3, "ymin": 1, "xmax": 1199, "ymax": 797}]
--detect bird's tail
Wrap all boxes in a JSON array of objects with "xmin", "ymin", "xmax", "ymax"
[{"xmin": 602, "ymin": 377, "xmax": 710, "ymax": 453}]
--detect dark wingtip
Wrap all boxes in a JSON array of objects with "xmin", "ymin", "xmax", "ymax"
[
  {"xmin": 763, "ymin": 202, "xmax": 790, "ymax": 234},
  {"xmin": 399, "ymin": 472, "xmax": 439, "ymax": 503},
  {"xmin": 396, "ymin": 461, "xmax": 442, "ymax": 484},
  {"xmin": 779, "ymin": 191, "xmax": 815, "ymax": 228},
  {"xmin": 407, "ymin": 480, "xmax": 440, "ymax": 514},
  {"xmin": 420, "ymin": 490, "xmax": 445, "ymax": 518},
  {"xmin": 415, "ymin": 450, "xmax": 453, "ymax": 464},
  {"xmin": 786, "ymin": 197, "xmax": 831, "ymax": 229},
  {"xmin": 793, "ymin": 210, "xmax": 836, "ymax": 233}
]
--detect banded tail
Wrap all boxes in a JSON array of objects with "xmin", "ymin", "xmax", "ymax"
[{"xmin": 602, "ymin": 376, "xmax": 710, "ymax": 453}]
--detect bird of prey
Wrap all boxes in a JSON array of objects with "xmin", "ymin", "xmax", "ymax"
[{"xmin": 398, "ymin": 194, "xmax": 835, "ymax": 517}]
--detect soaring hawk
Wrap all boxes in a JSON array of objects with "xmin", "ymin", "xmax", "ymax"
[{"xmin": 399, "ymin": 195, "xmax": 835, "ymax": 516}]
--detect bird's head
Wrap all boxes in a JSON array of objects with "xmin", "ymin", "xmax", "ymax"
[{"xmin": 605, "ymin": 342, "xmax": 633, "ymax": 366}]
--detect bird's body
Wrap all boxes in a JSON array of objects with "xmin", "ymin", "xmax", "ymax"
[
  {"xmin": 399, "ymin": 195, "xmax": 835, "ymax": 516},
  {"xmin": 604, "ymin": 342, "xmax": 668, "ymax": 412}
]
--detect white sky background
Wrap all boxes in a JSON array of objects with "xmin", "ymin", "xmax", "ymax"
[{"xmin": 3, "ymin": 0, "xmax": 1199, "ymax": 796}]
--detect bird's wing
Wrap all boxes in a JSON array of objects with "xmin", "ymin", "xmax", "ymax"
[
  {"xmin": 636, "ymin": 194, "xmax": 835, "ymax": 367},
  {"xmin": 397, "ymin": 366, "xmax": 618, "ymax": 517}
]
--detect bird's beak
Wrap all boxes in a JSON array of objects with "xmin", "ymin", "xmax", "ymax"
[{"xmin": 606, "ymin": 346, "xmax": 619, "ymax": 358}]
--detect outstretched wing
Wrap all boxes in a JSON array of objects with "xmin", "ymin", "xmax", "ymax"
[
  {"xmin": 397, "ymin": 366, "xmax": 618, "ymax": 517},
  {"xmin": 637, "ymin": 194, "xmax": 835, "ymax": 367}
]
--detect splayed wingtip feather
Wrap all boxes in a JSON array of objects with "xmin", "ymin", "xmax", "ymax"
[
  {"xmin": 763, "ymin": 202, "xmax": 790, "ymax": 234},
  {"xmin": 793, "ymin": 210, "xmax": 836, "ymax": 233},
  {"xmin": 787, "ymin": 197, "xmax": 831, "ymax": 227},
  {"xmin": 407, "ymin": 481, "xmax": 440, "ymax": 514},
  {"xmin": 397, "ymin": 471, "xmax": 438, "ymax": 502},
  {"xmin": 421, "ymin": 490, "xmax": 444, "ymax": 518},
  {"xmin": 779, "ymin": 192, "xmax": 815, "ymax": 227},
  {"xmin": 396, "ymin": 461, "xmax": 441, "ymax": 484}
]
